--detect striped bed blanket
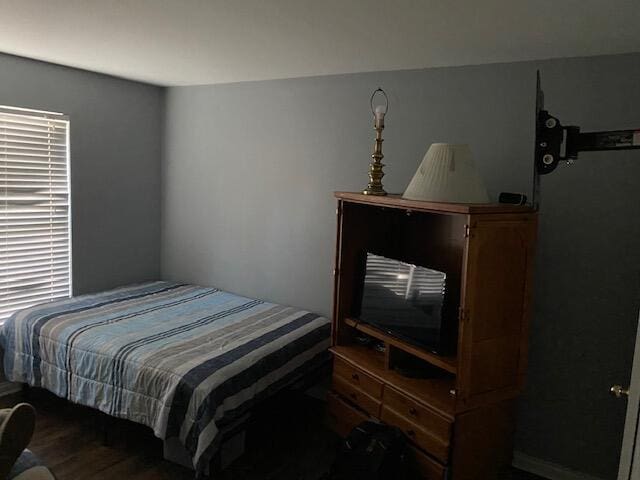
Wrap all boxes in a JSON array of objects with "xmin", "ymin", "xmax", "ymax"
[{"xmin": 0, "ymin": 281, "xmax": 330, "ymax": 474}]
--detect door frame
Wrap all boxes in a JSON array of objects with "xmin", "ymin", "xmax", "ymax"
[{"xmin": 618, "ymin": 311, "xmax": 640, "ymax": 479}]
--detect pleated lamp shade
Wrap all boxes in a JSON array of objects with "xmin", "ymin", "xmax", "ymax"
[{"xmin": 402, "ymin": 143, "xmax": 489, "ymax": 203}]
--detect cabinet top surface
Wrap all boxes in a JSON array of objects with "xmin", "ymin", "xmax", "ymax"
[{"xmin": 335, "ymin": 192, "xmax": 536, "ymax": 215}]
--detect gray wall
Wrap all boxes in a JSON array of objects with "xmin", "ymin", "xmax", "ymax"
[
  {"xmin": 0, "ymin": 53, "xmax": 163, "ymax": 294},
  {"xmin": 163, "ymin": 53, "xmax": 640, "ymax": 479}
]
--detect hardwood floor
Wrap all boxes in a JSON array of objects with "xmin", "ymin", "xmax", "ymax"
[
  {"xmin": 5, "ymin": 388, "xmax": 543, "ymax": 479},
  {"xmin": 17, "ymin": 390, "xmax": 193, "ymax": 480}
]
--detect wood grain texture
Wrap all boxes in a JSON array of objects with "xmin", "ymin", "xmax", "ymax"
[
  {"xmin": 331, "ymin": 345, "xmax": 456, "ymax": 420},
  {"xmin": 344, "ymin": 318, "xmax": 458, "ymax": 374},
  {"xmin": 5, "ymin": 388, "xmax": 541, "ymax": 480},
  {"xmin": 333, "ymin": 355, "xmax": 383, "ymax": 399},
  {"xmin": 380, "ymin": 406, "xmax": 450, "ymax": 463},
  {"xmin": 457, "ymin": 215, "xmax": 538, "ymax": 407},
  {"xmin": 382, "ymin": 386, "xmax": 452, "ymax": 442},
  {"xmin": 409, "ymin": 445, "xmax": 447, "ymax": 480},
  {"xmin": 450, "ymin": 399, "xmax": 517, "ymax": 480},
  {"xmin": 329, "ymin": 195, "xmax": 538, "ymax": 478},
  {"xmin": 334, "ymin": 192, "xmax": 535, "ymax": 215},
  {"xmin": 23, "ymin": 390, "xmax": 194, "ymax": 480},
  {"xmin": 325, "ymin": 391, "xmax": 368, "ymax": 438},
  {"xmin": 331, "ymin": 375, "xmax": 381, "ymax": 417},
  {"xmin": 14, "ymin": 388, "xmax": 341, "ymax": 480},
  {"xmin": 327, "ymin": 392, "xmax": 448, "ymax": 480}
]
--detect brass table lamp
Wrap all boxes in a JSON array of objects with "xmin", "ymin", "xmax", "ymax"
[{"xmin": 363, "ymin": 88, "xmax": 389, "ymax": 196}]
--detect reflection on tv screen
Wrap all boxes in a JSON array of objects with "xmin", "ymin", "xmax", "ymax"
[{"xmin": 360, "ymin": 253, "xmax": 446, "ymax": 350}]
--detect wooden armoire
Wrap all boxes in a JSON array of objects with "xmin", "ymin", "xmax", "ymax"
[{"xmin": 327, "ymin": 192, "xmax": 537, "ymax": 479}]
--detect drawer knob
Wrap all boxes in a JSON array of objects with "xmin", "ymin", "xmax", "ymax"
[
  {"xmin": 408, "ymin": 407, "xmax": 418, "ymax": 416},
  {"xmin": 351, "ymin": 373, "xmax": 359, "ymax": 381},
  {"xmin": 407, "ymin": 429, "xmax": 416, "ymax": 437}
]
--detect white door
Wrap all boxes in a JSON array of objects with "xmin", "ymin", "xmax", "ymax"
[{"xmin": 618, "ymin": 312, "xmax": 640, "ymax": 479}]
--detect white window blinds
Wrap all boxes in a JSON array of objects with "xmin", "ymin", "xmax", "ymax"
[{"xmin": 0, "ymin": 106, "xmax": 71, "ymax": 322}]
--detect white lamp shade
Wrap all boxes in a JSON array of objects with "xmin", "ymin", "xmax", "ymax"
[{"xmin": 402, "ymin": 143, "xmax": 489, "ymax": 203}]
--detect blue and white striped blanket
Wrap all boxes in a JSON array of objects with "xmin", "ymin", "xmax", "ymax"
[{"xmin": 0, "ymin": 281, "xmax": 330, "ymax": 473}]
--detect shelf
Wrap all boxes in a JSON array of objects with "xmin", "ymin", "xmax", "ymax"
[
  {"xmin": 330, "ymin": 345, "xmax": 456, "ymax": 420},
  {"xmin": 334, "ymin": 191, "xmax": 535, "ymax": 215},
  {"xmin": 344, "ymin": 317, "xmax": 458, "ymax": 375}
]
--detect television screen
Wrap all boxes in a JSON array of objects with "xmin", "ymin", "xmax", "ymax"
[{"xmin": 359, "ymin": 253, "xmax": 447, "ymax": 353}]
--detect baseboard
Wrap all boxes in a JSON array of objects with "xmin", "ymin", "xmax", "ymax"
[
  {"xmin": 0, "ymin": 381, "xmax": 22, "ymax": 397},
  {"xmin": 513, "ymin": 451, "xmax": 605, "ymax": 480}
]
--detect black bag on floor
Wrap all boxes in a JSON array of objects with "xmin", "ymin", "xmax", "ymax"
[{"xmin": 328, "ymin": 421, "xmax": 409, "ymax": 480}]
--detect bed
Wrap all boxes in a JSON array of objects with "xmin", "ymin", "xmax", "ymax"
[{"xmin": 0, "ymin": 281, "xmax": 331, "ymax": 476}]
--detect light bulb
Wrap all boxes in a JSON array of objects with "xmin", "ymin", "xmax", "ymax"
[{"xmin": 374, "ymin": 105, "xmax": 386, "ymax": 128}]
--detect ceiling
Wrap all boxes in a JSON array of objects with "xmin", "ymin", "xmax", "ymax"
[{"xmin": 1, "ymin": 0, "xmax": 639, "ymax": 87}]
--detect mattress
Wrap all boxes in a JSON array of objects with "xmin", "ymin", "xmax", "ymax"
[{"xmin": 0, "ymin": 281, "xmax": 330, "ymax": 474}]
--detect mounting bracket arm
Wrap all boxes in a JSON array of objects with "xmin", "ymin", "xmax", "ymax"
[{"xmin": 535, "ymin": 110, "xmax": 640, "ymax": 175}]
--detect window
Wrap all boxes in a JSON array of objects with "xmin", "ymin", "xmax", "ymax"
[{"xmin": 0, "ymin": 106, "xmax": 71, "ymax": 322}]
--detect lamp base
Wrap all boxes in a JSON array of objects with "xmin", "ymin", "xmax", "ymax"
[
  {"xmin": 362, "ymin": 187, "xmax": 387, "ymax": 196},
  {"xmin": 363, "ymin": 157, "xmax": 387, "ymax": 196}
]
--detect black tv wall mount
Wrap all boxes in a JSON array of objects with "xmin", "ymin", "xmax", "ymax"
[{"xmin": 532, "ymin": 71, "xmax": 640, "ymax": 208}]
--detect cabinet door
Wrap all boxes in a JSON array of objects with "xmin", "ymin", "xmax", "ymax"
[{"xmin": 456, "ymin": 214, "xmax": 537, "ymax": 408}]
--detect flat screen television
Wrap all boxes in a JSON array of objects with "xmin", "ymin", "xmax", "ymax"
[{"xmin": 358, "ymin": 253, "xmax": 452, "ymax": 354}]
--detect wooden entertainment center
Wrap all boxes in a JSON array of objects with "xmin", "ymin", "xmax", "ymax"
[{"xmin": 327, "ymin": 192, "xmax": 537, "ymax": 479}]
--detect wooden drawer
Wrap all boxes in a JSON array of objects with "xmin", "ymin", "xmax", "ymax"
[
  {"xmin": 383, "ymin": 386, "xmax": 451, "ymax": 442},
  {"xmin": 334, "ymin": 357, "xmax": 383, "ymax": 399},
  {"xmin": 332, "ymin": 375, "xmax": 381, "ymax": 417},
  {"xmin": 327, "ymin": 391, "xmax": 369, "ymax": 437},
  {"xmin": 381, "ymin": 406, "xmax": 449, "ymax": 464},
  {"xmin": 410, "ymin": 445, "xmax": 447, "ymax": 480}
]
